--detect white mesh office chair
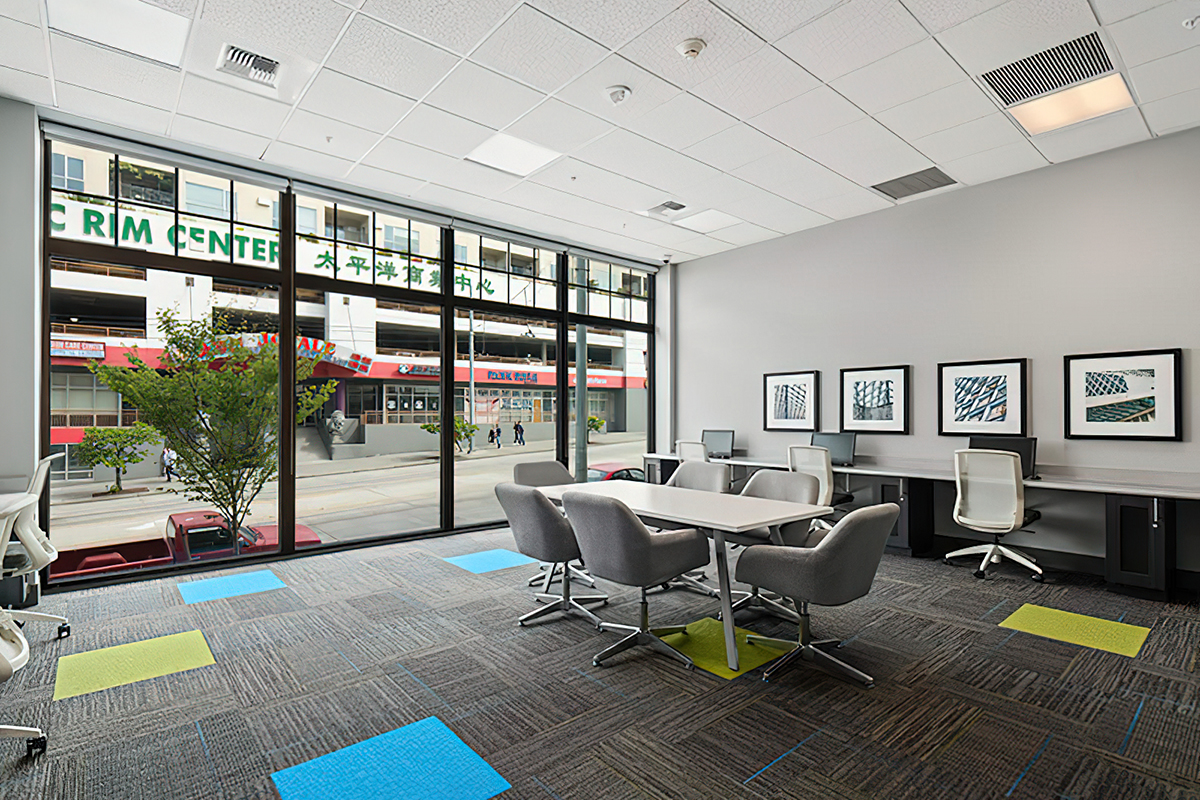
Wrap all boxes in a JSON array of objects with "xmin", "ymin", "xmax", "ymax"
[
  {"xmin": 675, "ymin": 440, "xmax": 708, "ymax": 462},
  {"xmin": 787, "ymin": 445, "xmax": 833, "ymax": 505},
  {"xmin": 2, "ymin": 455, "xmax": 70, "ymax": 638},
  {"xmin": 0, "ymin": 494, "xmax": 49, "ymax": 757},
  {"xmin": 944, "ymin": 449, "xmax": 1042, "ymax": 581}
]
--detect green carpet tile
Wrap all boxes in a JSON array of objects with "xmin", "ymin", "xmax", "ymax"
[{"xmin": 2, "ymin": 527, "xmax": 1199, "ymax": 799}]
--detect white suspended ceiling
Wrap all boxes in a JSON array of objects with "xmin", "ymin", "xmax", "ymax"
[{"xmin": 1, "ymin": 0, "xmax": 1198, "ymax": 264}]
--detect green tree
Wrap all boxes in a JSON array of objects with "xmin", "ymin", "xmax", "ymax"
[
  {"xmin": 73, "ymin": 423, "xmax": 161, "ymax": 492},
  {"xmin": 421, "ymin": 417, "xmax": 480, "ymax": 452},
  {"xmin": 587, "ymin": 415, "xmax": 605, "ymax": 443},
  {"xmin": 90, "ymin": 310, "xmax": 335, "ymax": 534}
]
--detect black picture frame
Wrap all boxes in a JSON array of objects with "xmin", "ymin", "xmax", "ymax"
[
  {"xmin": 1064, "ymin": 348, "xmax": 1183, "ymax": 441},
  {"xmin": 937, "ymin": 357, "xmax": 1028, "ymax": 437},
  {"xmin": 763, "ymin": 370, "xmax": 820, "ymax": 432},
  {"xmin": 840, "ymin": 365, "xmax": 910, "ymax": 435}
]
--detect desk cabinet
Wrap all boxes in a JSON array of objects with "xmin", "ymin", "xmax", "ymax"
[
  {"xmin": 880, "ymin": 478, "xmax": 935, "ymax": 557},
  {"xmin": 1105, "ymin": 494, "xmax": 1175, "ymax": 600}
]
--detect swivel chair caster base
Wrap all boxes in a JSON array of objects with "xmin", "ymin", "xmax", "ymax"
[
  {"xmin": 1031, "ymin": 573, "xmax": 1044, "ymax": 583},
  {"xmin": 973, "ymin": 569, "xmax": 987, "ymax": 579},
  {"xmin": 57, "ymin": 623, "xmax": 70, "ymax": 639},
  {"xmin": 26, "ymin": 736, "xmax": 47, "ymax": 758}
]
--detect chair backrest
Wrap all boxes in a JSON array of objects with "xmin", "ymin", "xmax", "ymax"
[
  {"xmin": 665, "ymin": 460, "xmax": 729, "ymax": 493},
  {"xmin": 0, "ymin": 610, "xmax": 30, "ymax": 679},
  {"xmin": 804, "ymin": 503, "xmax": 900, "ymax": 606},
  {"xmin": 787, "ymin": 445, "xmax": 833, "ymax": 505},
  {"xmin": 513, "ymin": 461, "xmax": 574, "ymax": 487},
  {"xmin": 494, "ymin": 482, "xmax": 581, "ymax": 564},
  {"xmin": 953, "ymin": 449, "xmax": 1023, "ymax": 533},
  {"xmin": 675, "ymin": 440, "xmax": 709, "ymax": 462},
  {"xmin": 27, "ymin": 452, "xmax": 64, "ymax": 496},
  {"xmin": 562, "ymin": 492, "xmax": 658, "ymax": 587},
  {"xmin": 740, "ymin": 470, "xmax": 820, "ymax": 505},
  {"xmin": 0, "ymin": 495, "xmax": 39, "ymax": 575}
]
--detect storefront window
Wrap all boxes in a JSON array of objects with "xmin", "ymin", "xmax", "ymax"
[{"xmin": 452, "ymin": 231, "xmax": 559, "ymax": 309}]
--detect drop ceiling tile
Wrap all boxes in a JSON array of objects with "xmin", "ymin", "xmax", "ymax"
[
  {"xmin": 619, "ymin": 0, "xmax": 766, "ymax": 90},
  {"xmin": 346, "ymin": 164, "xmax": 426, "ymax": 198},
  {"xmin": 362, "ymin": 136, "xmax": 459, "ymax": 181},
  {"xmin": 935, "ymin": 0, "xmax": 1099, "ymax": 75},
  {"xmin": 575, "ymin": 129, "xmax": 722, "ymax": 194},
  {"xmin": 677, "ymin": 172, "xmax": 778, "ymax": 212},
  {"xmin": 0, "ymin": 63, "xmax": 52, "ymax": 105},
  {"xmin": 912, "ymin": 112, "xmax": 1025, "ymax": 163},
  {"xmin": 530, "ymin": 158, "xmax": 667, "ymax": 211},
  {"xmin": 326, "ymin": 15, "xmax": 460, "ymax": 98},
  {"xmin": 709, "ymin": 221, "xmax": 779, "ymax": 246},
  {"xmin": 141, "ymin": 0, "xmax": 198, "ymax": 15},
  {"xmin": 430, "ymin": 157, "xmax": 524, "ymax": 197},
  {"xmin": 262, "ymin": 141, "xmax": 354, "ymax": 178},
  {"xmin": 472, "ymin": 4, "xmax": 607, "ymax": 93},
  {"xmin": 732, "ymin": 147, "xmax": 858, "ymax": 201},
  {"xmin": 776, "ymin": 0, "xmax": 927, "ymax": 81},
  {"xmin": 1129, "ymin": 46, "xmax": 1200, "ymax": 104},
  {"xmin": 360, "ymin": 0, "xmax": 515, "ymax": 55},
  {"xmin": 940, "ymin": 138, "xmax": 1046, "ymax": 183},
  {"xmin": 299, "ymin": 69, "xmax": 415, "ymax": 133},
  {"xmin": 898, "ymin": 0, "xmax": 1007, "ymax": 33},
  {"xmin": 875, "ymin": 80, "xmax": 999, "ymax": 140},
  {"xmin": 0, "ymin": 0, "xmax": 41, "ymax": 25},
  {"xmin": 170, "ymin": 115, "xmax": 270, "ymax": 159},
  {"xmin": 55, "ymin": 83, "xmax": 172, "ymax": 134},
  {"xmin": 749, "ymin": 86, "xmax": 866, "ymax": 148},
  {"xmin": 424, "ymin": 61, "xmax": 545, "ymax": 129},
  {"xmin": 390, "ymin": 104, "xmax": 495, "ymax": 157},
  {"xmin": 799, "ymin": 117, "xmax": 932, "ymax": 186},
  {"xmin": 728, "ymin": 187, "xmax": 831, "ymax": 233},
  {"xmin": 0, "ymin": 16, "xmax": 47, "ymax": 76},
  {"xmin": 200, "ymin": 0, "xmax": 351, "ymax": 63},
  {"xmin": 683, "ymin": 124, "xmax": 789, "ymax": 171},
  {"xmin": 499, "ymin": 181, "xmax": 660, "ymax": 241},
  {"xmin": 556, "ymin": 54, "xmax": 682, "ymax": 123},
  {"xmin": 831, "ymin": 39, "xmax": 967, "ymax": 115},
  {"xmin": 626, "ymin": 93, "xmax": 737, "ymax": 150},
  {"xmin": 714, "ymin": 0, "xmax": 844, "ymax": 42},
  {"xmin": 632, "ymin": 221, "xmax": 709, "ymax": 248},
  {"xmin": 1030, "ymin": 106, "xmax": 1151, "ymax": 163},
  {"xmin": 177, "ymin": 74, "xmax": 293, "ymax": 137},
  {"xmin": 503, "ymin": 99, "xmax": 613, "ymax": 153},
  {"xmin": 690, "ymin": 45, "xmax": 820, "ymax": 120},
  {"xmin": 1108, "ymin": 0, "xmax": 1200, "ymax": 66},
  {"xmin": 277, "ymin": 108, "xmax": 380, "ymax": 161},
  {"xmin": 1141, "ymin": 87, "xmax": 1200, "ymax": 135},
  {"xmin": 1090, "ymin": 0, "xmax": 1172, "ymax": 24},
  {"xmin": 529, "ymin": 0, "xmax": 691, "ymax": 50},
  {"xmin": 802, "ymin": 186, "xmax": 894, "ymax": 219},
  {"xmin": 674, "ymin": 235, "xmax": 733, "ymax": 257},
  {"xmin": 50, "ymin": 33, "xmax": 182, "ymax": 110}
]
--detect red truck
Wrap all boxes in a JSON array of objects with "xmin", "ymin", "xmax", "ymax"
[{"xmin": 51, "ymin": 511, "xmax": 322, "ymax": 580}]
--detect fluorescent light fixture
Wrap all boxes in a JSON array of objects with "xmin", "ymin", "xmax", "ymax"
[
  {"xmin": 674, "ymin": 209, "xmax": 742, "ymax": 233},
  {"xmin": 465, "ymin": 133, "xmax": 560, "ymax": 177},
  {"xmin": 47, "ymin": 0, "xmax": 191, "ymax": 67},
  {"xmin": 1009, "ymin": 73, "xmax": 1135, "ymax": 136}
]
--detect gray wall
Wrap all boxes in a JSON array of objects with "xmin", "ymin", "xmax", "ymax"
[
  {"xmin": 0, "ymin": 99, "xmax": 40, "ymax": 492},
  {"xmin": 671, "ymin": 127, "xmax": 1200, "ymax": 568}
]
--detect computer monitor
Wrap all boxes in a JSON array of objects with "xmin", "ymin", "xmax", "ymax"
[
  {"xmin": 812, "ymin": 432, "xmax": 856, "ymax": 466},
  {"xmin": 701, "ymin": 429, "xmax": 734, "ymax": 459},
  {"xmin": 968, "ymin": 436, "xmax": 1038, "ymax": 480}
]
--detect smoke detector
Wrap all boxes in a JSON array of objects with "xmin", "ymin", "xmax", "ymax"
[
  {"xmin": 217, "ymin": 44, "xmax": 279, "ymax": 87},
  {"xmin": 676, "ymin": 38, "xmax": 706, "ymax": 61},
  {"xmin": 605, "ymin": 85, "xmax": 632, "ymax": 105}
]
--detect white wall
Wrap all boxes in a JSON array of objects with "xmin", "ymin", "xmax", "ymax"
[
  {"xmin": 673, "ymin": 127, "xmax": 1200, "ymax": 478},
  {"xmin": 0, "ymin": 98, "xmax": 40, "ymax": 491}
]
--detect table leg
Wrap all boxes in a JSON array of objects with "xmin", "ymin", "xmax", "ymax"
[{"xmin": 712, "ymin": 529, "xmax": 739, "ymax": 672}]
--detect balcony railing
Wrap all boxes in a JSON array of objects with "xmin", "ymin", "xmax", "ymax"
[
  {"xmin": 50, "ymin": 410, "xmax": 140, "ymax": 428},
  {"xmin": 51, "ymin": 323, "xmax": 146, "ymax": 338},
  {"xmin": 296, "ymin": 288, "xmax": 326, "ymax": 305},
  {"xmin": 51, "ymin": 260, "xmax": 146, "ymax": 280},
  {"xmin": 213, "ymin": 282, "xmax": 278, "ymax": 299}
]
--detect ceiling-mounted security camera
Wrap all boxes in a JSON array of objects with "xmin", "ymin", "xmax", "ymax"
[
  {"xmin": 1185, "ymin": 14, "xmax": 1200, "ymax": 28},
  {"xmin": 605, "ymin": 85, "xmax": 632, "ymax": 105},
  {"xmin": 676, "ymin": 38, "xmax": 706, "ymax": 60}
]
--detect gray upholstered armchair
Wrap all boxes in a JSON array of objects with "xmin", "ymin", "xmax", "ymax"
[
  {"xmin": 735, "ymin": 502, "xmax": 900, "ymax": 687},
  {"xmin": 511, "ymin": 461, "xmax": 596, "ymax": 591}
]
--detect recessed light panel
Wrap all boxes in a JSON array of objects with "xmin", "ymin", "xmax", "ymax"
[
  {"xmin": 675, "ymin": 209, "xmax": 742, "ymax": 233},
  {"xmin": 1009, "ymin": 74, "xmax": 1135, "ymax": 136},
  {"xmin": 465, "ymin": 133, "xmax": 561, "ymax": 177},
  {"xmin": 48, "ymin": 0, "xmax": 192, "ymax": 67}
]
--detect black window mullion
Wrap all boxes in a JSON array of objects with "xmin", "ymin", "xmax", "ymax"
[
  {"xmin": 439, "ymin": 225, "xmax": 454, "ymax": 532},
  {"xmin": 556, "ymin": 251, "xmax": 569, "ymax": 467},
  {"xmin": 279, "ymin": 185, "xmax": 296, "ymax": 555}
]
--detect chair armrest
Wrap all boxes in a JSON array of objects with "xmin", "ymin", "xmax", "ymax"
[{"xmin": 734, "ymin": 544, "xmax": 820, "ymax": 600}]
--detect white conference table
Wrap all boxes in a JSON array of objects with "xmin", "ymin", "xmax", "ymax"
[{"xmin": 538, "ymin": 480, "xmax": 831, "ymax": 671}]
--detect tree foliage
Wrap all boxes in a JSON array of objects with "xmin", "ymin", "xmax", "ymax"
[
  {"xmin": 90, "ymin": 309, "xmax": 335, "ymax": 532},
  {"xmin": 421, "ymin": 417, "xmax": 480, "ymax": 452},
  {"xmin": 73, "ymin": 423, "xmax": 161, "ymax": 492}
]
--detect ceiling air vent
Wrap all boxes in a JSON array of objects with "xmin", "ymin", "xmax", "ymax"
[
  {"xmin": 872, "ymin": 167, "xmax": 956, "ymax": 201},
  {"xmin": 981, "ymin": 32, "xmax": 1112, "ymax": 107},
  {"xmin": 217, "ymin": 44, "xmax": 279, "ymax": 88}
]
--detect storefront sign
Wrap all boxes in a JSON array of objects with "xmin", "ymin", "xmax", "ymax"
[
  {"xmin": 244, "ymin": 333, "xmax": 373, "ymax": 375},
  {"xmin": 487, "ymin": 370, "xmax": 539, "ymax": 384},
  {"xmin": 50, "ymin": 339, "xmax": 106, "ymax": 358},
  {"xmin": 398, "ymin": 364, "xmax": 440, "ymax": 377}
]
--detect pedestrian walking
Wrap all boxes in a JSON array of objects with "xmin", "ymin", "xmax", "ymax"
[
  {"xmin": 513, "ymin": 421, "xmax": 525, "ymax": 445},
  {"xmin": 162, "ymin": 446, "xmax": 177, "ymax": 482},
  {"xmin": 494, "ymin": 424, "xmax": 503, "ymax": 448}
]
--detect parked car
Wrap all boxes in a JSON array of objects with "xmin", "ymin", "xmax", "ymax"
[
  {"xmin": 586, "ymin": 462, "xmax": 646, "ymax": 482},
  {"xmin": 51, "ymin": 511, "xmax": 322, "ymax": 580}
]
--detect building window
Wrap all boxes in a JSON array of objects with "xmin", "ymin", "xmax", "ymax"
[
  {"xmin": 52, "ymin": 153, "xmax": 84, "ymax": 192},
  {"xmin": 384, "ymin": 225, "xmax": 417, "ymax": 252},
  {"xmin": 184, "ymin": 182, "xmax": 230, "ymax": 217},
  {"xmin": 297, "ymin": 206, "xmax": 318, "ymax": 235}
]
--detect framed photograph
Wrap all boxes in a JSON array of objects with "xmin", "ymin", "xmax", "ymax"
[
  {"xmin": 840, "ymin": 365, "xmax": 909, "ymax": 434},
  {"xmin": 1064, "ymin": 348, "xmax": 1182, "ymax": 440},
  {"xmin": 763, "ymin": 370, "xmax": 819, "ymax": 432},
  {"xmin": 938, "ymin": 358, "xmax": 1028, "ymax": 436}
]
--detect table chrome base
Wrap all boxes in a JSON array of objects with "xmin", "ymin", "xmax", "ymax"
[{"xmin": 592, "ymin": 589, "xmax": 693, "ymax": 669}]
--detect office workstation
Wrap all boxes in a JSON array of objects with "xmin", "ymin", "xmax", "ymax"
[{"xmin": 1, "ymin": 1, "xmax": 1199, "ymax": 798}]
